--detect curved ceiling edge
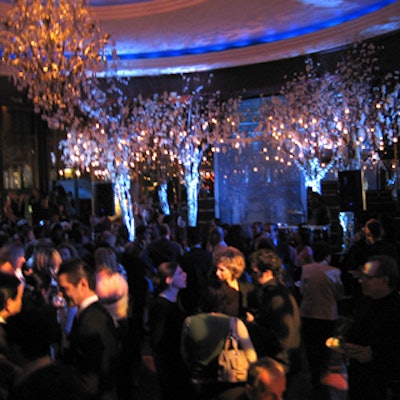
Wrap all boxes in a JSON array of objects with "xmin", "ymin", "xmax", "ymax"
[{"xmin": 102, "ymin": 1, "xmax": 400, "ymax": 77}]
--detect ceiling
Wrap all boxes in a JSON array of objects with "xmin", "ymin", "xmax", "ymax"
[{"xmin": 0, "ymin": 0, "xmax": 399, "ymax": 77}]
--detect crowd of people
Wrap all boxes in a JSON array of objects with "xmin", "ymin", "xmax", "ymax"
[{"xmin": 0, "ymin": 187, "xmax": 400, "ymax": 400}]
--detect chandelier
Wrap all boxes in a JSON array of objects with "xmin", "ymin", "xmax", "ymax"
[{"xmin": 0, "ymin": 0, "xmax": 111, "ymax": 130}]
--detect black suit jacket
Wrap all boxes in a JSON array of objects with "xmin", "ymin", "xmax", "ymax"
[{"xmin": 64, "ymin": 301, "xmax": 118, "ymax": 400}]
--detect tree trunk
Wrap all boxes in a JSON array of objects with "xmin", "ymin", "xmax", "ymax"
[{"xmin": 115, "ymin": 172, "xmax": 135, "ymax": 241}]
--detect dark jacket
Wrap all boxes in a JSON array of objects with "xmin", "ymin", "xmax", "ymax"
[
  {"xmin": 247, "ymin": 281, "xmax": 301, "ymax": 372},
  {"xmin": 64, "ymin": 301, "xmax": 118, "ymax": 400},
  {"xmin": 347, "ymin": 291, "xmax": 400, "ymax": 400}
]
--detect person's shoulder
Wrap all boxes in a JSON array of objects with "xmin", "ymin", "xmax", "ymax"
[
  {"xmin": 239, "ymin": 280, "xmax": 255, "ymax": 291},
  {"xmin": 81, "ymin": 301, "xmax": 114, "ymax": 323}
]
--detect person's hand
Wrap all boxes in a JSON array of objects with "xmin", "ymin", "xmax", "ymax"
[
  {"xmin": 344, "ymin": 343, "xmax": 372, "ymax": 363},
  {"xmin": 246, "ymin": 311, "xmax": 254, "ymax": 323}
]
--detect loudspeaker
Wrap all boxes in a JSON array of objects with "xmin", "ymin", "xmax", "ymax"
[
  {"xmin": 94, "ymin": 183, "xmax": 115, "ymax": 216},
  {"xmin": 338, "ymin": 170, "xmax": 366, "ymax": 212}
]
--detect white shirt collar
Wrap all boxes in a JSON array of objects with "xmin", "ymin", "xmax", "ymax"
[{"xmin": 78, "ymin": 294, "xmax": 99, "ymax": 314}]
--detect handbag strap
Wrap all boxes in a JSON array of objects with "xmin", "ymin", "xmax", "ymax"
[
  {"xmin": 223, "ymin": 317, "xmax": 239, "ymax": 350},
  {"xmin": 229, "ymin": 317, "xmax": 238, "ymax": 339}
]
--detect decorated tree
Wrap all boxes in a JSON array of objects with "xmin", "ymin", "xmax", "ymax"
[
  {"xmin": 259, "ymin": 41, "xmax": 384, "ymax": 194},
  {"xmin": 332, "ymin": 41, "xmax": 382, "ymax": 170},
  {"xmin": 0, "ymin": 0, "xmax": 111, "ymax": 131},
  {"xmin": 59, "ymin": 78, "xmax": 141, "ymax": 241},
  {"xmin": 138, "ymin": 81, "xmax": 241, "ymax": 226},
  {"xmin": 259, "ymin": 58, "xmax": 342, "ymax": 193},
  {"xmin": 375, "ymin": 70, "xmax": 400, "ymax": 192}
]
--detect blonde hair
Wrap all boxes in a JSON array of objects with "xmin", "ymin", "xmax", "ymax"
[
  {"xmin": 213, "ymin": 246, "xmax": 246, "ymax": 279},
  {"xmin": 34, "ymin": 246, "xmax": 62, "ymax": 276}
]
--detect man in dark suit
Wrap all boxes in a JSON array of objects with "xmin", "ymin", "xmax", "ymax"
[
  {"xmin": 0, "ymin": 272, "xmax": 24, "ymax": 399},
  {"xmin": 57, "ymin": 259, "xmax": 118, "ymax": 400},
  {"xmin": 143, "ymin": 223, "xmax": 183, "ymax": 270}
]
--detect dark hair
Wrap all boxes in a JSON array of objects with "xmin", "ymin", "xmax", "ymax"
[
  {"xmin": 152, "ymin": 261, "xmax": 179, "ymax": 295},
  {"xmin": 208, "ymin": 226, "xmax": 224, "ymax": 246},
  {"xmin": 368, "ymin": 255, "xmax": 399, "ymax": 289},
  {"xmin": 365, "ymin": 219, "xmax": 383, "ymax": 239},
  {"xmin": 0, "ymin": 272, "xmax": 21, "ymax": 310},
  {"xmin": 0, "ymin": 242, "xmax": 25, "ymax": 266},
  {"xmin": 199, "ymin": 280, "xmax": 228, "ymax": 313},
  {"xmin": 249, "ymin": 249, "xmax": 282, "ymax": 279},
  {"xmin": 135, "ymin": 224, "xmax": 150, "ymax": 238},
  {"xmin": 187, "ymin": 226, "xmax": 202, "ymax": 246},
  {"xmin": 158, "ymin": 223, "xmax": 170, "ymax": 237},
  {"xmin": 57, "ymin": 258, "xmax": 96, "ymax": 291},
  {"xmin": 298, "ymin": 227, "xmax": 312, "ymax": 246},
  {"xmin": 255, "ymin": 237, "xmax": 276, "ymax": 251},
  {"xmin": 312, "ymin": 241, "xmax": 331, "ymax": 262}
]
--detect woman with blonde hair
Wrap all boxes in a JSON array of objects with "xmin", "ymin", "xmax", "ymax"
[
  {"xmin": 94, "ymin": 246, "xmax": 131, "ymax": 400},
  {"xmin": 212, "ymin": 246, "xmax": 255, "ymax": 319},
  {"xmin": 94, "ymin": 246, "xmax": 129, "ymax": 326},
  {"xmin": 33, "ymin": 245, "xmax": 63, "ymax": 286}
]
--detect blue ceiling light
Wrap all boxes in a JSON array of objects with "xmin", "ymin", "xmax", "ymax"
[{"xmin": 108, "ymin": 0, "xmax": 396, "ymax": 61}]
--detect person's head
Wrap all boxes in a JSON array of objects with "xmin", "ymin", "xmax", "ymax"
[
  {"xmin": 294, "ymin": 227, "xmax": 312, "ymax": 247},
  {"xmin": 97, "ymin": 230, "xmax": 117, "ymax": 248},
  {"xmin": 264, "ymin": 223, "xmax": 278, "ymax": 243},
  {"xmin": 57, "ymin": 243, "xmax": 79, "ymax": 262},
  {"xmin": 255, "ymin": 237, "xmax": 277, "ymax": 252},
  {"xmin": 252, "ymin": 221, "xmax": 263, "ymax": 238},
  {"xmin": 0, "ymin": 242, "xmax": 26, "ymax": 272},
  {"xmin": 153, "ymin": 261, "xmax": 187, "ymax": 294},
  {"xmin": 34, "ymin": 246, "xmax": 63, "ymax": 277},
  {"xmin": 135, "ymin": 224, "xmax": 152, "ymax": 243},
  {"xmin": 158, "ymin": 223, "xmax": 171, "ymax": 239},
  {"xmin": 249, "ymin": 249, "xmax": 282, "ymax": 285},
  {"xmin": 364, "ymin": 218, "xmax": 383, "ymax": 245},
  {"xmin": 200, "ymin": 280, "xmax": 228, "ymax": 313},
  {"xmin": 187, "ymin": 226, "xmax": 202, "ymax": 247},
  {"xmin": 0, "ymin": 272, "xmax": 24, "ymax": 320},
  {"xmin": 213, "ymin": 246, "xmax": 246, "ymax": 282},
  {"xmin": 57, "ymin": 259, "xmax": 96, "ymax": 307},
  {"xmin": 311, "ymin": 241, "xmax": 331, "ymax": 263},
  {"xmin": 359, "ymin": 255, "xmax": 399, "ymax": 299},
  {"xmin": 94, "ymin": 246, "xmax": 118, "ymax": 273},
  {"xmin": 208, "ymin": 225, "xmax": 225, "ymax": 246},
  {"xmin": 246, "ymin": 357, "xmax": 286, "ymax": 400}
]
